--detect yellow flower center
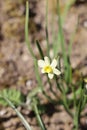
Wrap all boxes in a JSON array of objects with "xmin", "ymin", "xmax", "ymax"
[{"xmin": 44, "ymin": 66, "xmax": 53, "ymax": 73}]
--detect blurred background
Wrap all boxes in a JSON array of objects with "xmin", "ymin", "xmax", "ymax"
[{"xmin": 0, "ymin": 0, "xmax": 87, "ymax": 130}]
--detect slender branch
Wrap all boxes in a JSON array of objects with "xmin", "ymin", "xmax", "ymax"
[
  {"xmin": 0, "ymin": 95, "xmax": 32, "ymax": 130},
  {"xmin": 32, "ymin": 99, "xmax": 47, "ymax": 130}
]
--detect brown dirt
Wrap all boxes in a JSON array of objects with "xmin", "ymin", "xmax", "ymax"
[{"xmin": 0, "ymin": 0, "xmax": 87, "ymax": 130}]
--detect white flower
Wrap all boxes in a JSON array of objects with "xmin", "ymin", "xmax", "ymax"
[{"xmin": 38, "ymin": 56, "xmax": 61, "ymax": 79}]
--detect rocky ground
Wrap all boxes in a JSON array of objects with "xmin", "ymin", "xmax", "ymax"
[{"xmin": 0, "ymin": 0, "xmax": 87, "ymax": 130}]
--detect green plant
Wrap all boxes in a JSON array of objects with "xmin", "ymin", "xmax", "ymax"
[
  {"xmin": 0, "ymin": 88, "xmax": 25, "ymax": 106},
  {"xmin": 0, "ymin": 88, "xmax": 32, "ymax": 130},
  {"xmin": 24, "ymin": 1, "xmax": 87, "ymax": 130},
  {"xmin": 0, "ymin": 1, "xmax": 87, "ymax": 130}
]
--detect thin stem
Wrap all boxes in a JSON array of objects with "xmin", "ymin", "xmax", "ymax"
[
  {"xmin": 47, "ymin": 76, "xmax": 59, "ymax": 98},
  {"xmin": 68, "ymin": 23, "xmax": 77, "ymax": 57},
  {"xmin": 55, "ymin": 76, "xmax": 63, "ymax": 93},
  {"xmin": 61, "ymin": 82, "xmax": 73, "ymax": 117},
  {"xmin": 25, "ymin": 1, "xmax": 35, "ymax": 59},
  {"xmin": 34, "ymin": 59, "xmax": 44, "ymax": 91},
  {"xmin": 57, "ymin": 0, "xmax": 72, "ymax": 84},
  {"xmin": 57, "ymin": 0, "xmax": 67, "ymax": 63},
  {"xmin": 42, "ymin": 90, "xmax": 58, "ymax": 104},
  {"xmin": 0, "ymin": 95, "xmax": 32, "ymax": 130},
  {"xmin": 55, "ymin": 76, "xmax": 73, "ymax": 117},
  {"xmin": 62, "ymin": 94, "xmax": 73, "ymax": 118},
  {"xmin": 73, "ymin": 86, "xmax": 83, "ymax": 130},
  {"xmin": 36, "ymin": 40, "xmax": 44, "ymax": 60},
  {"xmin": 72, "ymin": 85, "xmax": 76, "ymax": 109},
  {"xmin": 81, "ymin": 95, "xmax": 87, "ymax": 110},
  {"xmin": 32, "ymin": 99, "xmax": 47, "ymax": 130},
  {"xmin": 46, "ymin": 0, "xmax": 50, "ymax": 58}
]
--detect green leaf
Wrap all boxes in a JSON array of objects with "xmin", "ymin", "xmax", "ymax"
[
  {"xmin": 0, "ymin": 89, "xmax": 25, "ymax": 106},
  {"xmin": 36, "ymin": 40, "xmax": 44, "ymax": 59}
]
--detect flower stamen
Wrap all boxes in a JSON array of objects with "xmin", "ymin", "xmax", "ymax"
[{"xmin": 44, "ymin": 66, "xmax": 53, "ymax": 73}]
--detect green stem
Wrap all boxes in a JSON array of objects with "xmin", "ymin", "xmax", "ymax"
[
  {"xmin": 73, "ymin": 86, "xmax": 84, "ymax": 130},
  {"xmin": 62, "ymin": 94, "xmax": 73, "ymax": 118},
  {"xmin": 47, "ymin": 76, "xmax": 58, "ymax": 98},
  {"xmin": 55, "ymin": 76, "xmax": 73, "ymax": 117},
  {"xmin": 42, "ymin": 90, "xmax": 57, "ymax": 104},
  {"xmin": 46, "ymin": 0, "xmax": 50, "ymax": 58},
  {"xmin": 57, "ymin": 0, "xmax": 67, "ymax": 63},
  {"xmin": 25, "ymin": 1, "xmax": 36, "ymax": 59},
  {"xmin": 81, "ymin": 95, "xmax": 87, "ymax": 110},
  {"xmin": 72, "ymin": 85, "xmax": 76, "ymax": 109},
  {"xmin": 57, "ymin": 0, "xmax": 72, "ymax": 84},
  {"xmin": 73, "ymin": 113, "xmax": 79, "ymax": 130},
  {"xmin": 73, "ymin": 111, "xmax": 79, "ymax": 130},
  {"xmin": 55, "ymin": 76, "xmax": 63, "ymax": 93},
  {"xmin": 32, "ymin": 99, "xmax": 47, "ymax": 130},
  {"xmin": 36, "ymin": 40, "xmax": 44, "ymax": 60},
  {"xmin": 34, "ymin": 59, "xmax": 44, "ymax": 91},
  {"xmin": 1, "ymin": 95, "xmax": 32, "ymax": 130}
]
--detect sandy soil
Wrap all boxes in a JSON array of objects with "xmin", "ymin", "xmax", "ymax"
[{"xmin": 0, "ymin": 0, "xmax": 87, "ymax": 130}]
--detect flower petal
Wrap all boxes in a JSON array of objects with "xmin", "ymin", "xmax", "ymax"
[
  {"xmin": 44, "ymin": 56, "xmax": 50, "ymax": 65},
  {"xmin": 85, "ymin": 84, "xmax": 87, "ymax": 89},
  {"xmin": 51, "ymin": 59, "xmax": 57, "ymax": 68},
  {"xmin": 38, "ymin": 60, "xmax": 45, "ymax": 68},
  {"xmin": 48, "ymin": 73, "xmax": 54, "ymax": 79},
  {"xmin": 41, "ymin": 68, "xmax": 45, "ymax": 73},
  {"xmin": 53, "ymin": 68, "xmax": 61, "ymax": 75}
]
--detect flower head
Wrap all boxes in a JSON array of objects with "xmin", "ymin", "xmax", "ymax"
[{"xmin": 38, "ymin": 56, "xmax": 61, "ymax": 79}]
